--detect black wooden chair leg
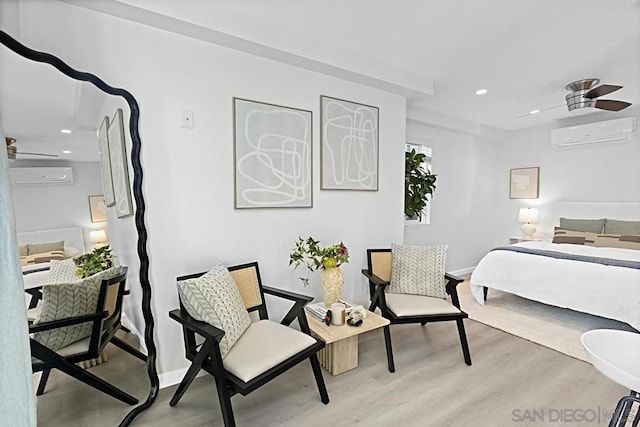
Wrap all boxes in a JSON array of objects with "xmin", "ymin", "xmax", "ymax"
[
  {"xmin": 420, "ymin": 321, "xmax": 427, "ymax": 326},
  {"xmin": 456, "ymin": 319, "xmax": 472, "ymax": 366},
  {"xmin": 170, "ymin": 340, "xmax": 215, "ymax": 406},
  {"xmin": 483, "ymin": 286, "xmax": 488, "ymax": 302},
  {"xmin": 383, "ymin": 325, "xmax": 395, "ymax": 373},
  {"xmin": 111, "ymin": 336, "xmax": 148, "ymax": 361},
  {"xmin": 213, "ymin": 373, "xmax": 236, "ymax": 427},
  {"xmin": 36, "ymin": 369, "xmax": 51, "ymax": 395},
  {"xmin": 309, "ymin": 354, "xmax": 329, "ymax": 404}
]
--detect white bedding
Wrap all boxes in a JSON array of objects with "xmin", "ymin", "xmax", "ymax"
[{"xmin": 470, "ymin": 241, "xmax": 640, "ymax": 331}]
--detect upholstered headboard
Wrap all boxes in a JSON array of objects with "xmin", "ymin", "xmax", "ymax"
[{"xmin": 16, "ymin": 227, "xmax": 86, "ymax": 253}]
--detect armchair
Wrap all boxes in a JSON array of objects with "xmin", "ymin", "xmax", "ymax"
[
  {"xmin": 362, "ymin": 247, "xmax": 472, "ymax": 372},
  {"xmin": 169, "ymin": 261, "xmax": 329, "ymax": 427}
]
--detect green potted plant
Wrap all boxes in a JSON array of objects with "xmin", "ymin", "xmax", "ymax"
[
  {"xmin": 74, "ymin": 245, "xmax": 114, "ymax": 278},
  {"xmin": 405, "ymin": 149, "xmax": 437, "ymax": 220}
]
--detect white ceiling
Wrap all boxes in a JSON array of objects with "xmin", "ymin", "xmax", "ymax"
[{"xmin": 1, "ymin": 0, "xmax": 639, "ymax": 161}]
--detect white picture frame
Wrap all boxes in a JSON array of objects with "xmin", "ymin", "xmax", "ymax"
[
  {"xmin": 108, "ymin": 108, "xmax": 133, "ymax": 218},
  {"xmin": 233, "ymin": 98, "xmax": 312, "ymax": 209},
  {"xmin": 97, "ymin": 116, "xmax": 115, "ymax": 206},
  {"xmin": 320, "ymin": 95, "xmax": 379, "ymax": 190}
]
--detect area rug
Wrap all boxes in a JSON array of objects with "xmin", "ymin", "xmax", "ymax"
[{"xmin": 458, "ymin": 280, "xmax": 637, "ymax": 362}]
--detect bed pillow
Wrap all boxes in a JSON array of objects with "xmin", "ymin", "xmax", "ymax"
[
  {"xmin": 594, "ymin": 234, "xmax": 640, "ymax": 250},
  {"xmin": 28, "ymin": 241, "xmax": 65, "ymax": 255},
  {"xmin": 19, "ymin": 244, "xmax": 28, "ymax": 257},
  {"xmin": 604, "ymin": 219, "xmax": 640, "ymax": 236},
  {"xmin": 20, "ymin": 250, "xmax": 66, "ymax": 265},
  {"xmin": 559, "ymin": 218, "xmax": 605, "ymax": 233},
  {"xmin": 177, "ymin": 264, "xmax": 251, "ymax": 358},
  {"xmin": 389, "ymin": 244, "xmax": 447, "ymax": 298},
  {"xmin": 552, "ymin": 228, "xmax": 597, "ymax": 246}
]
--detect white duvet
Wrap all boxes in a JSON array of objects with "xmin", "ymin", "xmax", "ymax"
[{"xmin": 470, "ymin": 241, "xmax": 640, "ymax": 331}]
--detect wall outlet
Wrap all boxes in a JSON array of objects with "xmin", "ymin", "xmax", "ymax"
[{"xmin": 182, "ymin": 110, "xmax": 194, "ymax": 128}]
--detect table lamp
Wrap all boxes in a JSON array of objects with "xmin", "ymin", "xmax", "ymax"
[
  {"xmin": 90, "ymin": 229, "xmax": 108, "ymax": 248},
  {"xmin": 518, "ymin": 207, "xmax": 539, "ymax": 238}
]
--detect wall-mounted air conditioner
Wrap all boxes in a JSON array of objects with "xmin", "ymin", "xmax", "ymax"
[
  {"xmin": 550, "ymin": 116, "xmax": 637, "ymax": 149},
  {"xmin": 9, "ymin": 167, "xmax": 74, "ymax": 185}
]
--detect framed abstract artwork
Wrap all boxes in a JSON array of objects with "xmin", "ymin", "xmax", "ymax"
[
  {"xmin": 108, "ymin": 108, "xmax": 133, "ymax": 218},
  {"xmin": 97, "ymin": 116, "xmax": 115, "ymax": 206},
  {"xmin": 88, "ymin": 195, "xmax": 107, "ymax": 223},
  {"xmin": 510, "ymin": 167, "xmax": 540, "ymax": 199},
  {"xmin": 233, "ymin": 98, "xmax": 312, "ymax": 209},
  {"xmin": 320, "ymin": 95, "xmax": 379, "ymax": 190}
]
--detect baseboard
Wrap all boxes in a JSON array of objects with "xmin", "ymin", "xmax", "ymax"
[
  {"xmin": 159, "ymin": 367, "xmax": 206, "ymax": 389},
  {"xmin": 120, "ymin": 312, "xmax": 147, "ymax": 353},
  {"xmin": 450, "ymin": 266, "xmax": 475, "ymax": 277}
]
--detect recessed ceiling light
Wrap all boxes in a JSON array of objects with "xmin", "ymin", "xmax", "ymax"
[
  {"xmin": 529, "ymin": 109, "xmax": 541, "ymax": 115},
  {"xmin": 475, "ymin": 89, "xmax": 488, "ymax": 95},
  {"xmin": 62, "ymin": 150, "xmax": 72, "ymax": 154},
  {"xmin": 60, "ymin": 129, "xmax": 72, "ymax": 134}
]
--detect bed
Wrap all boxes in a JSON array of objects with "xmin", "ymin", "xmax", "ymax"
[
  {"xmin": 17, "ymin": 227, "xmax": 86, "ymax": 291},
  {"xmin": 470, "ymin": 203, "xmax": 640, "ymax": 331}
]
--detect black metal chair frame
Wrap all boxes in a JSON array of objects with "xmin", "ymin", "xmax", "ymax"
[
  {"xmin": 362, "ymin": 248, "xmax": 472, "ymax": 373},
  {"xmin": 608, "ymin": 391, "xmax": 640, "ymax": 427},
  {"xmin": 169, "ymin": 261, "xmax": 329, "ymax": 427},
  {"xmin": 30, "ymin": 269, "xmax": 147, "ymax": 405}
]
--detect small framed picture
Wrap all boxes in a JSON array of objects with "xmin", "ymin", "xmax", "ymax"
[
  {"xmin": 88, "ymin": 195, "xmax": 108, "ymax": 223},
  {"xmin": 510, "ymin": 167, "xmax": 539, "ymax": 199}
]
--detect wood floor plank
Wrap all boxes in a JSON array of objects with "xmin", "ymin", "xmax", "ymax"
[{"xmin": 35, "ymin": 321, "xmax": 629, "ymax": 426}]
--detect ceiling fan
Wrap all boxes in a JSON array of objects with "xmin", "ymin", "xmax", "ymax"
[
  {"xmin": 5, "ymin": 136, "xmax": 59, "ymax": 160},
  {"xmin": 565, "ymin": 78, "xmax": 632, "ymax": 113}
]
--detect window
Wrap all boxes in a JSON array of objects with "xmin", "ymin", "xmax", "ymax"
[{"xmin": 405, "ymin": 143, "xmax": 433, "ymax": 224}]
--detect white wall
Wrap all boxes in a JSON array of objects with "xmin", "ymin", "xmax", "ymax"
[
  {"xmin": 404, "ymin": 123, "xmax": 500, "ymax": 273},
  {"xmin": 9, "ymin": 160, "xmax": 104, "ymax": 249},
  {"xmin": 18, "ymin": 1, "xmax": 407, "ymax": 382},
  {"xmin": 492, "ymin": 110, "xmax": 640, "ymax": 244}
]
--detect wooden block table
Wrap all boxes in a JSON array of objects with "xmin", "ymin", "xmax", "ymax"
[{"xmin": 306, "ymin": 307, "xmax": 389, "ymax": 375}]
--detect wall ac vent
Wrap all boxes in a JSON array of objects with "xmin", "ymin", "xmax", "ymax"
[
  {"xmin": 550, "ymin": 117, "xmax": 637, "ymax": 149},
  {"xmin": 9, "ymin": 167, "xmax": 74, "ymax": 185}
]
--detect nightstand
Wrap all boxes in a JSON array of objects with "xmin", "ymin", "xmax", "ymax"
[{"xmin": 509, "ymin": 236, "xmax": 543, "ymax": 244}]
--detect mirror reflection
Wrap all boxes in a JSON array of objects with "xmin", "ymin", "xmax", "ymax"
[{"xmin": 1, "ymin": 40, "xmax": 151, "ymax": 424}]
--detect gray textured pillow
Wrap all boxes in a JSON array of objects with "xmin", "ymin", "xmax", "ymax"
[
  {"xmin": 19, "ymin": 244, "xmax": 28, "ymax": 257},
  {"xmin": 48, "ymin": 258, "xmax": 81, "ymax": 284},
  {"xmin": 559, "ymin": 218, "xmax": 605, "ymax": 233},
  {"xmin": 389, "ymin": 244, "xmax": 447, "ymax": 298},
  {"xmin": 33, "ymin": 265, "xmax": 126, "ymax": 351},
  {"xmin": 604, "ymin": 219, "xmax": 640, "ymax": 236},
  {"xmin": 28, "ymin": 240, "xmax": 65, "ymax": 255},
  {"xmin": 177, "ymin": 264, "xmax": 251, "ymax": 358}
]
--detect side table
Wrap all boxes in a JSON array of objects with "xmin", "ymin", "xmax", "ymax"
[{"xmin": 306, "ymin": 307, "xmax": 389, "ymax": 375}]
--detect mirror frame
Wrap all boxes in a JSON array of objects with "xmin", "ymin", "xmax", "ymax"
[{"xmin": 0, "ymin": 30, "xmax": 159, "ymax": 425}]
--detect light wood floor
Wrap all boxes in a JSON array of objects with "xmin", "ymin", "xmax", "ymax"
[{"xmin": 35, "ymin": 321, "xmax": 629, "ymax": 426}]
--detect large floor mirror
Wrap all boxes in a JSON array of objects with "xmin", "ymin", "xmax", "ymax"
[{"xmin": 0, "ymin": 30, "xmax": 158, "ymax": 425}]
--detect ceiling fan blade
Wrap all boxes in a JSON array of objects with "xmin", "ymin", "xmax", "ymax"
[
  {"xmin": 594, "ymin": 99, "xmax": 632, "ymax": 112},
  {"xmin": 18, "ymin": 152, "xmax": 59, "ymax": 158},
  {"xmin": 584, "ymin": 84, "xmax": 622, "ymax": 99}
]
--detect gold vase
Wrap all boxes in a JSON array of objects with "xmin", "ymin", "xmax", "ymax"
[{"xmin": 320, "ymin": 266, "xmax": 343, "ymax": 307}]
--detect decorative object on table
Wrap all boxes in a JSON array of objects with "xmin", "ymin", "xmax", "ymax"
[
  {"xmin": 510, "ymin": 167, "xmax": 539, "ymax": 199},
  {"xmin": 74, "ymin": 245, "xmax": 114, "ymax": 278},
  {"xmin": 108, "ymin": 108, "xmax": 133, "ymax": 218},
  {"xmin": 97, "ymin": 116, "xmax": 115, "ymax": 207},
  {"xmin": 330, "ymin": 303, "xmax": 346, "ymax": 326},
  {"xmin": 289, "ymin": 236, "xmax": 349, "ymax": 306},
  {"xmin": 346, "ymin": 305, "xmax": 367, "ymax": 321},
  {"xmin": 320, "ymin": 95, "xmax": 379, "ymax": 190},
  {"xmin": 518, "ymin": 207, "xmax": 539, "ymax": 238},
  {"xmin": 233, "ymin": 98, "xmax": 312, "ymax": 209},
  {"xmin": 88, "ymin": 195, "xmax": 108, "ymax": 223},
  {"xmin": 404, "ymin": 148, "xmax": 437, "ymax": 220}
]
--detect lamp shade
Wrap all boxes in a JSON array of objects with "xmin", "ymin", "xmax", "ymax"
[
  {"xmin": 518, "ymin": 207, "xmax": 539, "ymax": 224},
  {"xmin": 90, "ymin": 229, "xmax": 107, "ymax": 243}
]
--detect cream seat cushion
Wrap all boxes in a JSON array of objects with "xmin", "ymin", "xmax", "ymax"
[
  {"xmin": 223, "ymin": 320, "xmax": 316, "ymax": 383},
  {"xmin": 32, "ymin": 337, "xmax": 91, "ymax": 364},
  {"xmin": 385, "ymin": 293, "xmax": 460, "ymax": 317}
]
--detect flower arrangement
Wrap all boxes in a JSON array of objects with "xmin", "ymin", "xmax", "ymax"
[{"xmin": 289, "ymin": 236, "xmax": 349, "ymax": 286}]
